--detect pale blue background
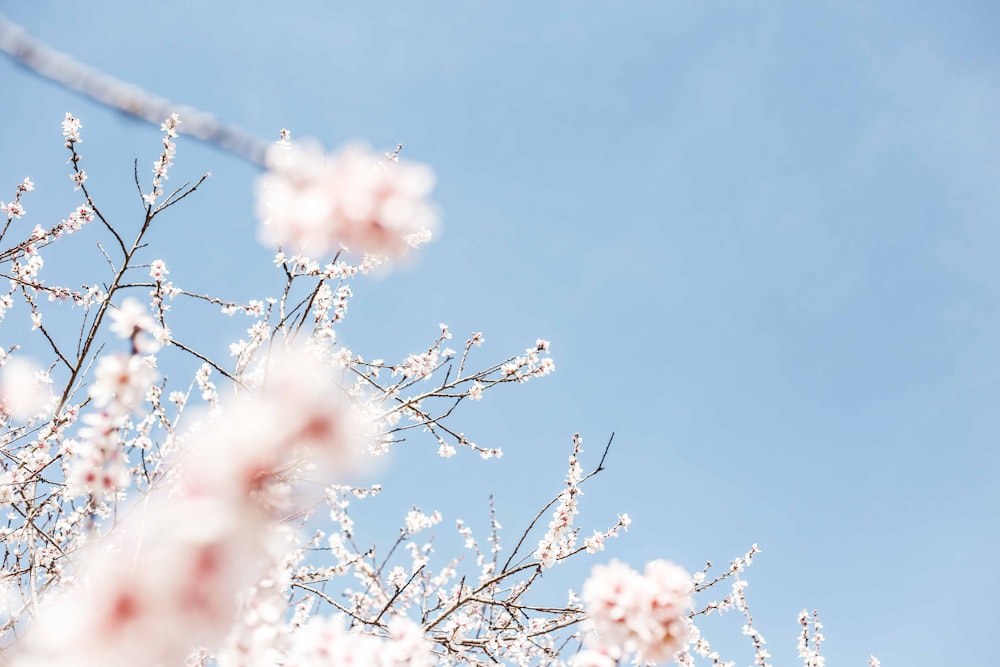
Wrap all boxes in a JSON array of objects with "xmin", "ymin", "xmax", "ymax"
[{"xmin": 2, "ymin": 3, "xmax": 998, "ymax": 665}]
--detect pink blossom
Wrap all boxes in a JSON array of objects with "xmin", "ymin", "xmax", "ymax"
[
  {"xmin": 109, "ymin": 297, "xmax": 163, "ymax": 352},
  {"xmin": 89, "ymin": 353, "xmax": 156, "ymax": 415},
  {"xmin": 61, "ymin": 204, "xmax": 94, "ymax": 233},
  {"xmin": 582, "ymin": 559, "xmax": 692, "ymax": 664},
  {"xmin": 1, "ymin": 200, "xmax": 25, "ymax": 218},
  {"xmin": 17, "ymin": 346, "xmax": 374, "ymax": 667},
  {"xmin": 65, "ymin": 447, "xmax": 129, "ymax": 502},
  {"xmin": 18, "ymin": 497, "xmax": 259, "ymax": 667},
  {"xmin": 149, "ymin": 258, "xmax": 169, "ymax": 280},
  {"xmin": 184, "ymin": 346, "xmax": 373, "ymax": 509},
  {"xmin": 256, "ymin": 141, "xmax": 438, "ymax": 259}
]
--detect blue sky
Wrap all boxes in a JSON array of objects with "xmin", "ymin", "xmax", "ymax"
[{"xmin": 2, "ymin": 2, "xmax": 999, "ymax": 664}]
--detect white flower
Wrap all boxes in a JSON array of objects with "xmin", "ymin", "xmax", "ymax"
[
  {"xmin": 387, "ymin": 566, "xmax": 407, "ymax": 589},
  {"xmin": 584, "ymin": 530, "xmax": 606, "ymax": 554},
  {"xmin": 61, "ymin": 112, "xmax": 82, "ymax": 142},
  {"xmin": 404, "ymin": 509, "xmax": 442, "ymax": 535},
  {"xmin": 159, "ymin": 113, "xmax": 181, "ymax": 138},
  {"xmin": 468, "ymin": 381, "xmax": 484, "ymax": 401}
]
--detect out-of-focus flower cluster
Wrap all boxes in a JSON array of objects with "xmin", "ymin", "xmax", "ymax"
[
  {"xmin": 256, "ymin": 137, "xmax": 438, "ymax": 259},
  {"xmin": 579, "ymin": 558, "xmax": 693, "ymax": 665},
  {"xmin": 16, "ymin": 346, "xmax": 376, "ymax": 667}
]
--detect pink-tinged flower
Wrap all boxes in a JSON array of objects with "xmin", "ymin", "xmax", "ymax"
[
  {"xmin": 581, "ymin": 559, "xmax": 692, "ymax": 664},
  {"xmin": 109, "ymin": 297, "xmax": 163, "ymax": 352},
  {"xmin": 61, "ymin": 204, "xmax": 94, "ymax": 233},
  {"xmin": 184, "ymin": 346, "xmax": 374, "ymax": 510},
  {"xmin": 16, "ymin": 498, "xmax": 259, "ymax": 667},
  {"xmin": 70, "ymin": 169, "xmax": 87, "ymax": 190},
  {"xmin": 76, "ymin": 410, "xmax": 122, "ymax": 454},
  {"xmin": 89, "ymin": 353, "xmax": 156, "ymax": 415},
  {"xmin": 584, "ymin": 530, "xmax": 606, "ymax": 553},
  {"xmin": 256, "ymin": 140, "xmax": 438, "ymax": 259},
  {"xmin": 0, "ymin": 200, "xmax": 25, "ymax": 218},
  {"xmin": 66, "ymin": 409, "xmax": 131, "ymax": 501},
  {"xmin": 582, "ymin": 560, "xmax": 644, "ymax": 651},
  {"xmin": 636, "ymin": 560, "xmax": 693, "ymax": 663},
  {"xmin": 468, "ymin": 381, "xmax": 484, "ymax": 400},
  {"xmin": 16, "ymin": 345, "xmax": 374, "ymax": 667},
  {"xmin": 148, "ymin": 258, "xmax": 169, "ymax": 280},
  {"xmin": 65, "ymin": 450, "xmax": 129, "ymax": 502}
]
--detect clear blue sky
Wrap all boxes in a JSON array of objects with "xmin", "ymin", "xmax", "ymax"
[{"xmin": 2, "ymin": 2, "xmax": 998, "ymax": 665}]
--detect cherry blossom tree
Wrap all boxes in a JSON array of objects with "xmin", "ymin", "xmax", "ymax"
[{"xmin": 0, "ymin": 17, "xmax": 876, "ymax": 667}]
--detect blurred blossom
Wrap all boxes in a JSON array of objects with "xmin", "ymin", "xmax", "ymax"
[
  {"xmin": 89, "ymin": 353, "xmax": 156, "ymax": 415},
  {"xmin": 16, "ymin": 344, "xmax": 376, "ymax": 667},
  {"xmin": 187, "ymin": 346, "xmax": 375, "ymax": 503},
  {"xmin": 256, "ymin": 140, "xmax": 438, "ymax": 259},
  {"xmin": 0, "ymin": 357, "xmax": 50, "ymax": 420},
  {"xmin": 109, "ymin": 297, "xmax": 164, "ymax": 352},
  {"xmin": 18, "ymin": 497, "xmax": 259, "ymax": 667},
  {"xmin": 582, "ymin": 559, "xmax": 692, "ymax": 664}
]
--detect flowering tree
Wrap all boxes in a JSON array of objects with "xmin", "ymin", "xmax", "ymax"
[{"xmin": 0, "ymin": 18, "xmax": 876, "ymax": 667}]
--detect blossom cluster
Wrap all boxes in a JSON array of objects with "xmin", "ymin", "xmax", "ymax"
[
  {"xmin": 256, "ymin": 138, "xmax": 438, "ymax": 259},
  {"xmin": 16, "ymin": 347, "xmax": 376, "ymax": 667},
  {"xmin": 536, "ymin": 433, "xmax": 586, "ymax": 568},
  {"xmin": 143, "ymin": 113, "xmax": 181, "ymax": 206},
  {"xmin": 0, "ymin": 108, "xmax": 871, "ymax": 667},
  {"xmin": 579, "ymin": 559, "xmax": 693, "ymax": 664},
  {"xmin": 0, "ymin": 177, "xmax": 32, "ymax": 221}
]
